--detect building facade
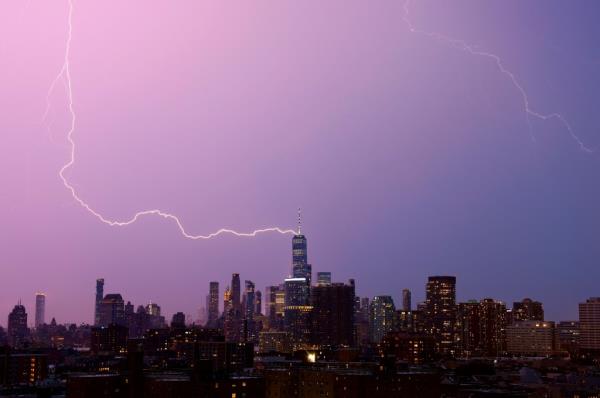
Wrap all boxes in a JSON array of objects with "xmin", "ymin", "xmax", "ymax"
[
  {"xmin": 35, "ymin": 293, "xmax": 45, "ymax": 328},
  {"xmin": 425, "ymin": 276, "xmax": 457, "ymax": 355},
  {"xmin": 579, "ymin": 297, "xmax": 600, "ymax": 352},
  {"xmin": 369, "ymin": 295, "xmax": 395, "ymax": 343}
]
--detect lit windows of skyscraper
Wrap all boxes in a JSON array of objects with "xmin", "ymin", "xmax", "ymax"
[
  {"xmin": 291, "ymin": 218, "xmax": 312, "ymax": 286},
  {"xmin": 425, "ymin": 276, "xmax": 457, "ymax": 355},
  {"xmin": 94, "ymin": 278, "xmax": 104, "ymax": 326},
  {"xmin": 369, "ymin": 295, "xmax": 395, "ymax": 343},
  {"xmin": 456, "ymin": 300, "xmax": 480, "ymax": 357},
  {"xmin": 35, "ymin": 293, "xmax": 46, "ymax": 328},
  {"xmin": 478, "ymin": 298, "xmax": 507, "ymax": 357},
  {"xmin": 512, "ymin": 298, "xmax": 544, "ymax": 322},
  {"xmin": 283, "ymin": 278, "xmax": 312, "ymax": 346}
]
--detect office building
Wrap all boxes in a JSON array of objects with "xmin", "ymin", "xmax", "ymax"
[
  {"xmin": 579, "ymin": 297, "xmax": 600, "ymax": 352},
  {"xmin": 255, "ymin": 290, "xmax": 262, "ymax": 315},
  {"xmin": 231, "ymin": 273, "xmax": 241, "ymax": 310},
  {"xmin": 98, "ymin": 294, "xmax": 125, "ymax": 327},
  {"xmin": 7, "ymin": 303, "xmax": 28, "ymax": 348},
  {"xmin": 506, "ymin": 321, "xmax": 556, "ymax": 356},
  {"xmin": 512, "ymin": 298, "xmax": 544, "ymax": 322},
  {"xmin": 292, "ymin": 232, "xmax": 312, "ymax": 286},
  {"xmin": 557, "ymin": 321, "xmax": 580, "ymax": 353},
  {"xmin": 35, "ymin": 293, "xmax": 45, "ymax": 328},
  {"xmin": 244, "ymin": 280, "xmax": 256, "ymax": 320},
  {"xmin": 94, "ymin": 278, "xmax": 104, "ymax": 326},
  {"xmin": 425, "ymin": 276, "xmax": 457, "ymax": 355},
  {"xmin": 207, "ymin": 281, "xmax": 219, "ymax": 327},
  {"xmin": 402, "ymin": 289, "xmax": 411, "ymax": 312},
  {"xmin": 283, "ymin": 278, "xmax": 312, "ymax": 345},
  {"xmin": 456, "ymin": 300, "xmax": 480, "ymax": 357},
  {"xmin": 369, "ymin": 295, "xmax": 395, "ymax": 343},
  {"xmin": 311, "ymin": 280, "xmax": 355, "ymax": 347},
  {"xmin": 478, "ymin": 298, "xmax": 507, "ymax": 357}
]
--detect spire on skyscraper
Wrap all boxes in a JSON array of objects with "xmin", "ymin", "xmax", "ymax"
[{"xmin": 297, "ymin": 207, "xmax": 302, "ymax": 234}]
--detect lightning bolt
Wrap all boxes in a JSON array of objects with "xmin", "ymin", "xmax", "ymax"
[
  {"xmin": 46, "ymin": 0, "xmax": 296, "ymax": 240},
  {"xmin": 403, "ymin": 0, "xmax": 594, "ymax": 153}
]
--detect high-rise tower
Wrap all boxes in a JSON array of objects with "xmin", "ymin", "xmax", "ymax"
[
  {"xmin": 291, "ymin": 209, "xmax": 312, "ymax": 285},
  {"xmin": 94, "ymin": 278, "xmax": 104, "ymax": 326},
  {"xmin": 207, "ymin": 281, "xmax": 219, "ymax": 327},
  {"xmin": 425, "ymin": 276, "xmax": 457, "ymax": 355},
  {"xmin": 231, "ymin": 273, "xmax": 241, "ymax": 310},
  {"xmin": 35, "ymin": 293, "xmax": 46, "ymax": 328},
  {"xmin": 7, "ymin": 302, "xmax": 28, "ymax": 348}
]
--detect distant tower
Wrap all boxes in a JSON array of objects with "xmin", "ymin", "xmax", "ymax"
[
  {"xmin": 425, "ymin": 276, "xmax": 457, "ymax": 355},
  {"xmin": 244, "ymin": 280, "xmax": 256, "ymax": 320},
  {"xmin": 317, "ymin": 272, "xmax": 332, "ymax": 287},
  {"xmin": 255, "ymin": 290, "xmax": 262, "ymax": 315},
  {"xmin": 292, "ymin": 208, "xmax": 312, "ymax": 286},
  {"xmin": 35, "ymin": 293, "xmax": 46, "ymax": 327},
  {"xmin": 94, "ymin": 278, "xmax": 104, "ymax": 326},
  {"xmin": 402, "ymin": 289, "xmax": 411, "ymax": 312},
  {"xmin": 7, "ymin": 303, "xmax": 28, "ymax": 348},
  {"xmin": 231, "ymin": 274, "xmax": 241, "ymax": 310},
  {"xmin": 207, "ymin": 281, "xmax": 219, "ymax": 327},
  {"xmin": 369, "ymin": 296, "xmax": 395, "ymax": 343}
]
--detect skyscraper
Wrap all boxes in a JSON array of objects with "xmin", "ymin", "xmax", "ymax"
[
  {"xmin": 244, "ymin": 280, "xmax": 256, "ymax": 320},
  {"xmin": 369, "ymin": 295, "xmax": 396, "ymax": 343},
  {"xmin": 35, "ymin": 293, "xmax": 46, "ymax": 328},
  {"xmin": 292, "ymin": 234, "xmax": 312, "ymax": 285},
  {"xmin": 456, "ymin": 300, "xmax": 480, "ymax": 357},
  {"xmin": 94, "ymin": 278, "xmax": 104, "ymax": 326},
  {"xmin": 402, "ymin": 289, "xmax": 411, "ymax": 312},
  {"xmin": 292, "ymin": 212, "xmax": 312, "ymax": 286},
  {"xmin": 311, "ymin": 280, "xmax": 355, "ymax": 347},
  {"xmin": 478, "ymin": 298, "xmax": 507, "ymax": 357},
  {"xmin": 284, "ymin": 277, "xmax": 312, "ymax": 345},
  {"xmin": 207, "ymin": 281, "xmax": 219, "ymax": 327},
  {"xmin": 7, "ymin": 303, "xmax": 28, "ymax": 348},
  {"xmin": 425, "ymin": 276, "xmax": 457, "ymax": 355},
  {"xmin": 579, "ymin": 297, "xmax": 600, "ymax": 352},
  {"xmin": 231, "ymin": 273, "xmax": 241, "ymax": 310},
  {"xmin": 266, "ymin": 285, "xmax": 284, "ymax": 327},
  {"xmin": 98, "ymin": 294, "xmax": 126, "ymax": 327},
  {"xmin": 255, "ymin": 290, "xmax": 262, "ymax": 315}
]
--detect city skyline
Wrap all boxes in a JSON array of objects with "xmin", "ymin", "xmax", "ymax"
[
  {"xmin": 1, "ymin": 228, "xmax": 595, "ymax": 329},
  {"xmin": 2, "ymin": 0, "xmax": 600, "ymax": 325}
]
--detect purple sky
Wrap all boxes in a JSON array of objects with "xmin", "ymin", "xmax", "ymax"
[{"xmin": 1, "ymin": 1, "xmax": 599, "ymax": 326}]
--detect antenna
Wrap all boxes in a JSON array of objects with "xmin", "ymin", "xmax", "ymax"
[{"xmin": 297, "ymin": 207, "xmax": 302, "ymax": 234}]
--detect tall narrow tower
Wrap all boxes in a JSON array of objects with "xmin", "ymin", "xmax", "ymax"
[
  {"xmin": 231, "ymin": 273, "xmax": 241, "ymax": 310},
  {"xmin": 35, "ymin": 293, "xmax": 46, "ymax": 327},
  {"xmin": 94, "ymin": 278, "xmax": 104, "ymax": 326},
  {"xmin": 292, "ymin": 208, "xmax": 311, "ymax": 285}
]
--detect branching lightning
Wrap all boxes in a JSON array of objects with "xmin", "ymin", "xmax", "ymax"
[
  {"xmin": 46, "ymin": 1, "xmax": 592, "ymax": 239},
  {"xmin": 46, "ymin": 0, "xmax": 296, "ymax": 240},
  {"xmin": 402, "ymin": 0, "xmax": 594, "ymax": 153}
]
